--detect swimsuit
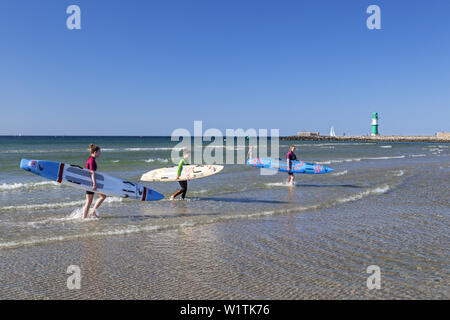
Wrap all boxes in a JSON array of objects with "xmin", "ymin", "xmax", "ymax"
[
  {"xmin": 287, "ymin": 151, "xmax": 297, "ymax": 175},
  {"xmin": 85, "ymin": 156, "xmax": 97, "ymax": 195}
]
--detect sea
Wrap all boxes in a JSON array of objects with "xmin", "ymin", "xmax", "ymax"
[{"xmin": 0, "ymin": 136, "xmax": 448, "ymax": 299}]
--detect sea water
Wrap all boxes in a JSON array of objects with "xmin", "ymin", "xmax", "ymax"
[{"xmin": 0, "ymin": 136, "xmax": 448, "ymax": 298}]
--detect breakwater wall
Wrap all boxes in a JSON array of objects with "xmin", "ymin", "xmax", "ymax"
[{"xmin": 280, "ymin": 135, "xmax": 450, "ymax": 143}]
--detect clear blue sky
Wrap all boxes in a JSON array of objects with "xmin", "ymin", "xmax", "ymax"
[{"xmin": 0, "ymin": 0, "xmax": 449, "ymax": 136}]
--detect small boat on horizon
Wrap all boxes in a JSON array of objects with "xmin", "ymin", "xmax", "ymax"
[{"xmin": 330, "ymin": 126, "xmax": 336, "ymax": 137}]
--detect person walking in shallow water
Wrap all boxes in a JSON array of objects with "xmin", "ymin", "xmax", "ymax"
[
  {"xmin": 287, "ymin": 145, "xmax": 297, "ymax": 186},
  {"xmin": 170, "ymin": 149, "xmax": 190, "ymax": 200},
  {"xmin": 82, "ymin": 144, "xmax": 107, "ymax": 218}
]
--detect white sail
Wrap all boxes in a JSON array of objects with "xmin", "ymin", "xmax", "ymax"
[{"xmin": 330, "ymin": 126, "xmax": 336, "ymax": 137}]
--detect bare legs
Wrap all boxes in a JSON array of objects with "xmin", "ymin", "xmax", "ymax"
[
  {"xmin": 90, "ymin": 194, "xmax": 106, "ymax": 217},
  {"xmin": 83, "ymin": 193, "xmax": 106, "ymax": 219},
  {"xmin": 83, "ymin": 193, "xmax": 94, "ymax": 219},
  {"xmin": 287, "ymin": 174, "xmax": 295, "ymax": 186}
]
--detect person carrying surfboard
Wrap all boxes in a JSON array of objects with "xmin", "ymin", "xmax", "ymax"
[
  {"xmin": 287, "ymin": 145, "xmax": 297, "ymax": 185},
  {"xmin": 82, "ymin": 144, "xmax": 107, "ymax": 218},
  {"xmin": 170, "ymin": 149, "xmax": 190, "ymax": 200}
]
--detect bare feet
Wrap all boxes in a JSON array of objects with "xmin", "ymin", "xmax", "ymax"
[{"xmin": 88, "ymin": 210, "xmax": 99, "ymax": 218}]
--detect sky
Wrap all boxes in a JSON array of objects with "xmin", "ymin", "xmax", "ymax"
[{"xmin": 0, "ymin": 0, "xmax": 449, "ymax": 136}]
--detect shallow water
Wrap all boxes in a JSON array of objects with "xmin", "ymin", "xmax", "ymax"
[{"xmin": 0, "ymin": 137, "xmax": 448, "ymax": 298}]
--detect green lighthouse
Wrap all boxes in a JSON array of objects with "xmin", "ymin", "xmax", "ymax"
[{"xmin": 371, "ymin": 112, "xmax": 379, "ymax": 136}]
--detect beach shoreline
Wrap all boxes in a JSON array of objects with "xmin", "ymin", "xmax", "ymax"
[{"xmin": 1, "ymin": 182, "xmax": 448, "ymax": 299}]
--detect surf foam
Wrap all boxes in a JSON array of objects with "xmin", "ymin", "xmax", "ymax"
[
  {"xmin": 337, "ymin": 184, "xmax": 390, "ymax": 204},
  {"xmin": 331, "ymin": 170, "xmax": 348, "ymax": 176},
  {"xmin": 0, "ymin": 181, "xmax": 59, "ymax": 191},
  {"xmin": 144, "ymin": 158, "xmax": 169, "ymax": 163},
  {"xmin": 1, "ymin": 197, "xmax": 123, "ymax": 212}
]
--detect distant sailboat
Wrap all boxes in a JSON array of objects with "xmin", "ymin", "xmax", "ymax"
[{"xmin": 330, "ymin": 126, "xmax": 336, "ymax": 137}]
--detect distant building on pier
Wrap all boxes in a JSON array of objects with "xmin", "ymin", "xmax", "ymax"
[
  {"xmin": 297, "ymin": 131, "xmax": 320, "ymax": 137},
  {"xmin": 436, "ymin": 132, "xmax": 450, "ymax": 139}
]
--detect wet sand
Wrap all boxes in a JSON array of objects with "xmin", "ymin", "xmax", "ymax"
[{"xmin": 0, "ymin": 184, "xmax": 448, "ymax": 299}]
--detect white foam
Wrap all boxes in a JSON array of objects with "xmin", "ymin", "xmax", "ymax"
[
  {"xmin": 394, "ymin": 170, "xmax": 404, "ymax": 177},
  {"xmin": 317, "ymin": 159, "xmax": 358, "ymax": 164},
  {"xmin": 1, "ymin": 200, "xmax": 86, "ymax": 212},
  {"xmin": 337, "ymin": 185, "xmax": 390, "ymax": 204},
  {"xmin": 317, "ymin": 158, "xmax": 354, "ymax": 164},
  {"xmin": 410, "ymin": 154, "xmax": 426, "ymax": 157},
  {"xmin": 1, "ymin": 148, "xmax": 85, "ymax": 154},
  {"xmin": 103, "ymin": 197, "xmax": 124, "ymax": 204},
  {"xmin": 294, "ymin": 143, "xmax": 376, "ymax": 147},
  {"xmin": 179, "ymin": 221, "xmax": 195, "ymax": 228},
  {"xmin": 319, "ymin": 155, "xmax": 405, "ymax": 164},
  {"xmin": 69, "ymin": 208, "xmax": 84, "ymax": 219},
  {"xmin": 0, "ymin": 221, "xmax": 185, "ymax": 250},
  {"xmin": 144, "ymin": 158, "xmax": 169, "ymax": 163},
  {"xmin": 363, "ymin": 155, "xmax": 405, "ymax": 160},
  {"xmin": 126, "ymin": 148, "xmax": 153, "ymax": 151},
  {"xmin": 331, "ymin": 170, "xmax": 348, "ymax": 176},
  {"xmin": 1, "ymin": 197, "xmax": 123, "ymax": 212},
  {"xmin": 0, "ymin": 181, "xmax": 59, "ymax": 191},
  {"xmin": 265, "ymin": 182, "xmax": 291, "ymax": 187},
  {"xmin": 379, "ymin": 145, "xmax": 392, "ymax": 148},
  {"xmin": 26, "ymin": 209, "xmax": 87, "ymax": 227}
]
